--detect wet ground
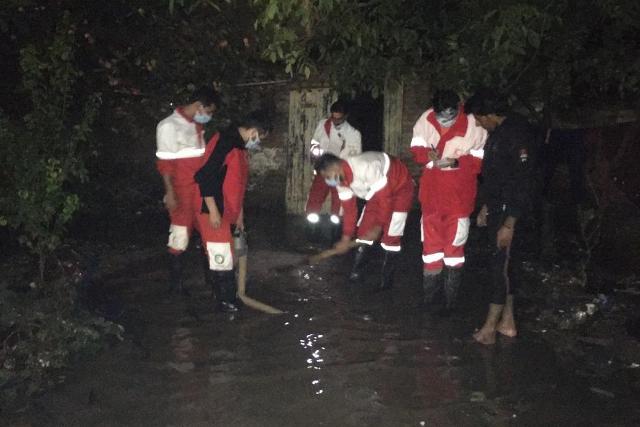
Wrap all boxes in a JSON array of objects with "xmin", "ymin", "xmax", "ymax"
[{"xmin": 8, "ymin": 210, "xmax": 640, "ymax": 426}]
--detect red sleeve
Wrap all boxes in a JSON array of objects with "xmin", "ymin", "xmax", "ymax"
[
  {"xmin": 222, "ymin": 149, "xmax": 249, "ymax": 224},
  {"xmin": 457, "ymin": 154, "xmax": 482, "ymax": 175},
  {"xmin": 341, "ymin": 196, "xmax": 358, "ymax": 238},
  {"xmin": 411, "ymin": 146, "xmax": 434, "ymax": 166},
  {"xmin": 156, "ymin": 159, "xmax": 174, "ymax": 176}
]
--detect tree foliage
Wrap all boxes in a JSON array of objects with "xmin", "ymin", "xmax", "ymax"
[{"xmin": 253, "ymin": 0, "xmax": 640, "ymax": 113}]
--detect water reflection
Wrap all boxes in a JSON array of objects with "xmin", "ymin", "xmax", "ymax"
[{"xmin": 299, "ymin": 332, "xmax": 326, "ymax": 395}]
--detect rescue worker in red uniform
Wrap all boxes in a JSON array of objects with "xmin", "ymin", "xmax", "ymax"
[
  {"xmin": 156, "ymin": 87, "xmax": 220, "ymax": 295},
  {"xmin": 315, "ymin": 152, "xmax": 415, "ymax": 290},
  {"xmin": 194, "ymin": 112, "xmax": 270, "ymax": 312},
  {"xmin": 410, "ymin": 90, "xmax": 487, "ymax": 311},
  {"xmin": 306, "ymin": 100, "xmax": 362, "ymax": 227}
]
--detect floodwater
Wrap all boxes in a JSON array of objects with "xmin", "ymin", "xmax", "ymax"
[{"xmin": 11, "ymin": 211, "xmax": 640, "ymax": 426}]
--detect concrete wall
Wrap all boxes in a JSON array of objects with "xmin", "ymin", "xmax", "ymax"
[{"xmin": 242, "ymin": 84, "xmax": 290, "ymax": 213}]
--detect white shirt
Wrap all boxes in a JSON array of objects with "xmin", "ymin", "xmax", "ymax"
[
  {"xmin": 410, "ymin": 108, "xmax": 487, "ymax": 161},
  {"xmin": 155, "ymin": 110, "xmax": 205, "ymax": 160},
  {"xmin": 310, "ymin": 119, "xmax": 362, "ymax": 159},
  {"xmin": 337, "ymin": 152, "xmax": 391, "ymax": 201}
]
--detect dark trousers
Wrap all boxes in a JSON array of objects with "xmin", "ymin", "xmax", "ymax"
[{"xmin": 487, "ymin": 210, "xmax": 514, "ymax": 305}]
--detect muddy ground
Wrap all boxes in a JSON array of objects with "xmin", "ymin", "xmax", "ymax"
[{"xmin": 5, "ymin": 204, "xmax": 640, "ymax": 427}]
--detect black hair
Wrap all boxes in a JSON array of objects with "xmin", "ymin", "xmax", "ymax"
[
  {"xmin": 465, "ymin": 88, "xmax": 508, "ymax": 116},
  {"xmin": 237, "ymin": 110, "xmax": 273, "ymax": 135},
  {"xmin": 330, "ymin": 100, "xmax": 348, "ymax": 114},
  {"xmin": 314, "ymin": 153, "xmax": 341, "ymax": 173},
  {"xmin": 189, "ymin": 86, "xmax": 221, "ymax": 108},
  {"xmin": 432, "ymin": 90, "xmax": 460, "ymax": 113}
]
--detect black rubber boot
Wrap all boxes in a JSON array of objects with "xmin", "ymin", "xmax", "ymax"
[
  {"xmin": 443, "ymin": 267, "xmax": 463, "ymax": 311},
  {"xmin": 379, "ymin": 250, "xmax": 400, "ymax": 291},
  {"xmin": 422, "ymin": 271, "xmax": 442, "ymax": 307},
  {"xmin": 203, "ymin": 254, "xmax": 216, "ymax": 299},
  {"xmin": 349, "ymin": 245, "xmax": 371, "ymax": 282},
  {"xmin": 329, "ymin": 215, "xmax": 342, "ymax": 245},
  {"xmin": 168, "ymin": 253, "xmax": 190, "ymax": 296},
  {"xmin": 305, "ymin": 214, "xmax": 321, "ymax": 244},
  {"xmin": 212, "ymin": 270, "xmax": 240, "ymax": 313}
]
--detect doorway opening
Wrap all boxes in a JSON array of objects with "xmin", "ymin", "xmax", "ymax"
[{"xmin": 341, "ymin": 92, "xmax": 384, "ymax": 153}]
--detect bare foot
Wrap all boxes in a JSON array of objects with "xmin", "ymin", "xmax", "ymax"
[
  {"xmin": 473, "ymin": 327, "xmax": 496, "ymax": 345},
  {"xmin": 496, "ymin": 322, "xmax": 517, "ymax": 338}
]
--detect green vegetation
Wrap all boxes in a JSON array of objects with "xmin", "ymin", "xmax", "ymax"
[
  {"xmin": 0, "ymin": 15, "xmax": 99, "ymax": 280},
  {"xmin": 253, "ymin": 0, "xmax": 639, "ymax": 114}
]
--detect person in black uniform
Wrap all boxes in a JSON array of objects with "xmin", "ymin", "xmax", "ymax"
[{"xmin": 465, "ymin": 89, "xmax": 536, "ymax": 345}]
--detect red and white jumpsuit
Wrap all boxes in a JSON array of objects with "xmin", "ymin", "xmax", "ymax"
[
  {"xmin": 195, "ymin": 131, "xmax": 249, "ymax": 271},
  {"xmin": 410, "ymin": 106, "xmax": 487, "ymax": 271},
  {"xmin": 338, "ymin": 152, "xmax": 415, "ymax": 251},
  {"xmin": 306, "ymin": 118, "xmax": 362, "ymax": 220},
  {"xmin": 156, "ymin": 108, "xmax": 206, "ymax": 255}
]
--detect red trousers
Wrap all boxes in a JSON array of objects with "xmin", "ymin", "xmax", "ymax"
[
  {"xmin": 421, "ymin": 212, "xmax": 470, "ymax": 271},
  {"xmin": 167, "ymin": 184, "xmax": 234, "ymax": 272},
  {"xmin": 306, "ymin": 173, "xmax": 341, "ymax": 216},
  {"xmin": 356, "ymin": 179, "xmax": 414, "ymax": 251},
  {"xmin": 197, "ymin": 215, "xmax": 234, "ymax": 271}
]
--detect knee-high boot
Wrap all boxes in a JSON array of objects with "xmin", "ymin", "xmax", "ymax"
[
  {"xmin": 422, "ymin": 271, "xmax": 442, "ymax": 307},
  {"xmin": 379, "ymin": 250, "xmax": 400, "ymax": 291},
  {"xmin": 169, "ymin": 253, "xmax": 189, "ymax": 296},
  {"xmin": 211, "ymin": 270, "xmax": 239, "ymax": 313},
  {"xmin": 349, "ymin": 245, "xmax": 371, "ymax": 282},
  {"xmin": 443, "ymin": 267, "xmax": 463, "ymax": 311}
]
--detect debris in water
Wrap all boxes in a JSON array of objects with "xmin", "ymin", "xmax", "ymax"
[
  {"xmin": 167, "ymin": 362, "xmax": 195, "ymax": 373},
  {"xmin": 590, "ymin": 387, "xmax": 615, "ymax": 398},
  {"xmin": 470, "ymin": 391, "xmax": 486, "ymax": 402},
  {"xmin": 574, "ymin": 310, "xmax": 588, "ymax": 324}
]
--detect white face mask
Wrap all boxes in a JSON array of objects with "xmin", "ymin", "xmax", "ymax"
[
  {"xmin": 435, "ymin": 107, "xmax": 458, "ymax": 128},
  {"xmin": 246, "ymin": 135, "xmax": 261, "ymax": 151},
  {"xmin": 194, "ymin": 111, "xmax": 212, "ymax": 124},
  {"xmin": 324, "ymin": 176, "xmax": 339, "ymax": 187}
]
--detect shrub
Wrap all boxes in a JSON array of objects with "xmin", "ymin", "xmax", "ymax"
[{"xmin": 0, "ymin": 14, "xmax": 100, "ymax": 281}]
